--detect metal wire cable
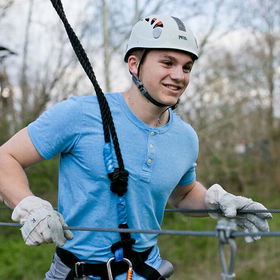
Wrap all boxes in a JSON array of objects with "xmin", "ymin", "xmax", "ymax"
[
  {"xmin": 1, "ymin": 205, "xmax": 279, "ymax": 214},
  {"xmin": 0, "ymin": 222, "xmax": 215, "ymax": 236},
  {"xmin": 164, "ymin": 208, "xmax": 280, "ymax": 214},
  {"xmin": 1, "ymin": 205, "xmax": 278, "ymax": 236},
  {"xmin": 1, "ymin": 222, "xmax": 280, "ymax": 237}
]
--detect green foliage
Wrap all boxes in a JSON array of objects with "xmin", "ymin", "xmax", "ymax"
[
  {"xmin": 25, "ymin": 157, "xmax": 59, "ymax": 202},
  {"xmin": 0, "ymin": 236, "xmax": 55, "ymax": 280},
  {"xmin": 159, "ymin": 197, "xmax": 280, "ymax": 280},
  {"xmin": 1, "ymin": 144, "xmax": 280, "ymax": 279},
  {"xmin": 0, "ymin": 158, "xmax": 59, "ymax": 280}
]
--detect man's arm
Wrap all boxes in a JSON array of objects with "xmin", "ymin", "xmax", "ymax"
[
  {"xmin": 169, "ymin": 181, "xmax": 272, "ymax": 242},
  {"xmin": 0, "ymin": 127, "xmax": 44, "ymax": 208},
  {"xmin": 0, "ymin": 127, "xmax": 73, "ymax": 246},
  {"xmin": 168, "ymin": 181, "xmax": 208, "ymax": 217}
]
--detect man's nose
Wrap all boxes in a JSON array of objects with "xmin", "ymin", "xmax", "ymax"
[{"xmin": 170, "ymin": 66, "xmax": 185, "ymax": 81}]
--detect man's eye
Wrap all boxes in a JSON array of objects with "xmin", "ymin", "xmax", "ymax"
[
  {"xmin": 183, "ymin": 66, "xmax": 192, "ymax": 73},
  {"xmin": 162, "ymin": 61, "xmax": 172, "ymax": 66}
]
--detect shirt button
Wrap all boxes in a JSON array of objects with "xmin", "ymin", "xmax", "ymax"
[
  {"xmin": 150, "ymin": 131, "xmax": 155, "ymax": 136},
  {"xmin": 147, "ymin": 159, "xmax": 153, "ymax": 164}
]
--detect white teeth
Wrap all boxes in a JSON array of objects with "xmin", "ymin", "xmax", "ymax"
[{"xmin": 166, "ymin": 85, "xmax": 179, "ymax": 90}]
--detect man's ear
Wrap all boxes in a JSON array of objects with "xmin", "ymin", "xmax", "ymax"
[{"xmin": 127, "ymin": 55, "xmax": 139, "ymax": 76}]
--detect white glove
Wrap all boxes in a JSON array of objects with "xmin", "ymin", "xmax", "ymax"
[
  {"xmin": 205, "ymin": 184, "xmax": 272, "ymax": 243},
  {"xmin": 12, "ymin": 196, "xmax": 73, "ymax": 246}
]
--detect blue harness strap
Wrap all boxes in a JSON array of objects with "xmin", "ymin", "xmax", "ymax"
[{"xmin": 103, "ymin": 142, "xmax": 134, "ymax": 261}]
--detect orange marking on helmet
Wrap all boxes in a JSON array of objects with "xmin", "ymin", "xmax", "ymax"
[
  {"xmin": 151, "ymin": 18, "xmax": 157, "ymax": 24},
  {"xmin": 155, "ymin": 21, "xmax": 163, "ymax": 28}
]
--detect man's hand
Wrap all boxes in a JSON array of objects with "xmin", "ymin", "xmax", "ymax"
[
  {"xmin": 12, "ymin": 196, "xmax": 73, "ymax": 246},
  {"xmin": 205, "ymin": 184, "xmax": 272, "ymax": 242}
]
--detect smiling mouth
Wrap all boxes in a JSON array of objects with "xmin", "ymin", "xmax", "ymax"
[{"xmin": 163, "ymin": 84, "xmax": 182, "ymax": 92}]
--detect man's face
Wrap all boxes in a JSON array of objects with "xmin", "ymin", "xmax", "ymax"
[{"xmin": 139, "ymin": 49, "xmax": 194, "ymax": 107}]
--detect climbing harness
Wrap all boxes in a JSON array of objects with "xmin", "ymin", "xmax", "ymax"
[
  {"xmin": 55, "ymin": 246, "xmax": 165, "ymax": 280},
  {"xmin": 216, "ymin": 219, "xmax": 237, "ymax": 280},
  {"xmin": 55, "ymin": 246, "xmax": 135, "ymax": 279}
]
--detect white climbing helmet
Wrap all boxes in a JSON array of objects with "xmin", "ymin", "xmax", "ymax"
[{"xmin": 124, "ymin": 15, "xmax": 199, "ymax": 62}]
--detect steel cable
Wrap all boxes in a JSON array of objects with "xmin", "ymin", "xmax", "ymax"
[
  {"xmin": 1, "ymin": 206, "xmax": 278, "ymax": 236},
  {"xmin": 1, "ymin": 205, "xmax": 279, "ymax": 214},
  {"xmin": 1, "ymin": 222, "xmax": 280, "ymax": 237}
]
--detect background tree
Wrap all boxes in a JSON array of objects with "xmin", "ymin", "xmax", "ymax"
[
  {"xmin": 0, "ymin": 1, "xmax": 279, "ymax": 279},
  {"xmin": 175, "ymin": 0, "xmax": 280, "ymax": 191},
  {"xmin": 0, "ymin": 0, "xmax": 16, "ymax": 142}
]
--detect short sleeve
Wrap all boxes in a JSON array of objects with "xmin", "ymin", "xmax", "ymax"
[
  {"xmin": 177, "ymin": 162, "xmax": 197, "ymax": 186},
  {"xmin": 27, "ymin": 96, "xmax": 82, "ymax": 159}
]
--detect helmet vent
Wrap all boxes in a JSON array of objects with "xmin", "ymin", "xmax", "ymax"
[
  {"xmin": 154, "ymin": 21, "xmax": 163, "ymax": 28},
  {"xmin": 171, "ymin": 16, "xmax": 186, "ymax": 32},
  {"xmin": 153, "ymin": 27, "xmax": 162, "ymax": 39},
  {"xmin": 145, "ymin": 17, "xmax": 164, "ymax": 29},
  {"xmin": 144, "ymin": 17, "xmax": 165, "ymax": 39}
]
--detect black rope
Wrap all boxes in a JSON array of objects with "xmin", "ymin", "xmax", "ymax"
[
  {"xmin": 49, "ymin": 0, "xmax": 127, "ymax": 179},
  {"xmin": 49, "ymin": 0, "xmax": 132, "ymax": 262}
]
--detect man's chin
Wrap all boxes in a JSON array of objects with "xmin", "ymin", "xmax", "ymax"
[{"xmin": 162, "ymin": 98, "xmax": 179, "ymax": 108}]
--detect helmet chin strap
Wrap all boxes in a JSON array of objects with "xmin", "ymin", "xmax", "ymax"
[
  {"xmin": 131, "ymin": 74, "xmax": 171, "ymax": 108},
  {"xmin": 130, "ymin": 49, "xmax": 178, "ymax": 109}
]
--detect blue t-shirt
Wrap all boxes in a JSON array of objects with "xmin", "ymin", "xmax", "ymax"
[{"xmin": 28, "ymin": 92, "xmax": 198, "ymax": 263}]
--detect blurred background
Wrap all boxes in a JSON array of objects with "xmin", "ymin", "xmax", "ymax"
[{"xmin": 0, "ymin": 0, "xmax": 279, "ymax": 279}]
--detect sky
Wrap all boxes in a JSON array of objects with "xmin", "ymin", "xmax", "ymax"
[
  {"xmin": 0, "ymin": 0, "xmax": 279, "ymax": 116},
  {"xmin": 0, "ymin": 0, "xmax": 239, "ymax": 87}
]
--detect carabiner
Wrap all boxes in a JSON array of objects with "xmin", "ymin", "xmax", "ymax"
[
  {"xmin": 106, "ymin": 257, "xmax": 133, "ymax": 280},
  {"xmin": 216, "ymin": 219, "xmax": 237, "ymax": 280}
]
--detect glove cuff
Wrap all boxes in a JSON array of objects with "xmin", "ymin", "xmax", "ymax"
[
  {"xmin": 205, "ymin": 184, "xmax": 227, "ymax": 207},
  {"xmin": 205, "ymin": 184, "xmax": 227, "ymax": 218},
  {"xmin": 11, "ymin": 196, "xmax": 53, "ymax": 223}
]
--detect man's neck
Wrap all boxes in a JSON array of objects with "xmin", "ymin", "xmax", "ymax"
[{"xmin": 123, "ymin": 88, "xmax": 170, "ymax": 128}]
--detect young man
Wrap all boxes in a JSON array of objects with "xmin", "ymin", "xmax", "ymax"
[{"xmin": 0, "ymin": 15, "xmax": 271, "ymax": 280}]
